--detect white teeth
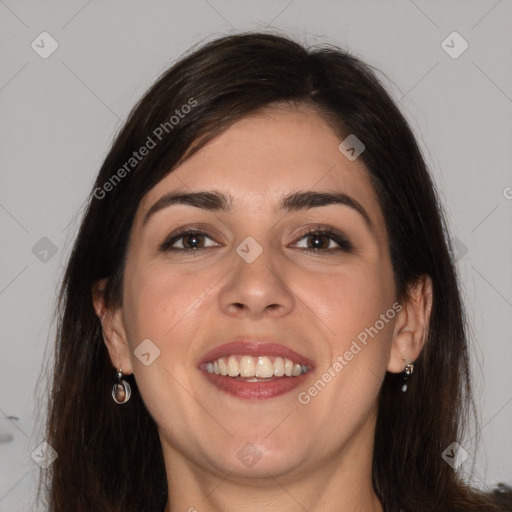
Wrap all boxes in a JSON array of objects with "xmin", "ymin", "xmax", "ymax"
[
  {"xmin": 206, "ymin": 355, "xmax": 309, "ymax": 378},
  {"xmin": 284, "ymin": 358, "xmax": 294, "ymax": 376},
  {"xmin": 273, "ymin": 357, "xmax": 285, "ymax": 376},
  {"xmin": 227, "ymin": 355, "xmax": 240, "ymax": 377},
  {"xmin": 218, "ymin": 357, "xmax": 228, "ymax": 376},
  {"xmin": 255, "ymin": 356, "xmax": 274, "ymax": 378},
  {"xmin": 240, "ymin": 356, "xmax": 256, "ymax": 378}
]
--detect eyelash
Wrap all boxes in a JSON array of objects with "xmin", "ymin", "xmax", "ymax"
[{"xmin": 159, "ymin": 225, "xmax": 353, "ymax": 255}]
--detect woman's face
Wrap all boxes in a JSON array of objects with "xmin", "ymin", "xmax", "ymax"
[{"xmin": 111, "ymin": 107, "xmax": 401, "ymax": 479}]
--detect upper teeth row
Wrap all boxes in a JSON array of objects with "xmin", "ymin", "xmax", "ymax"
[{"xmin": 205, "ymin": 356, "xmax": 308, "ymax": 378}]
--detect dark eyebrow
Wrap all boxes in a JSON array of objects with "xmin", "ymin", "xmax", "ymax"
[
  {"xmin": 143, "ymin": 191, "xmax": 232, "ymax": 225},
  {"xmin": 281, "ymin": 191, "xmax": 373, "ymax": 230},
  {"xmin": 143, "ymin": 190, "xmax": 373, "ymax": 230}
]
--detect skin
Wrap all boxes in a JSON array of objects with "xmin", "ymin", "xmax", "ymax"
[{"xmin": 94, "ymin": 106, "xmax": 432, "ymax": 512}]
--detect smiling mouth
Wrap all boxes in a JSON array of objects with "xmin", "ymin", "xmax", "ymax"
[
  {"xmin": 201, "ymin": 355, "xmax": 310, "ymax": 380},
  {"xmin": 198, "ymin": 341, "xmax": 314, "ymax": 399}
]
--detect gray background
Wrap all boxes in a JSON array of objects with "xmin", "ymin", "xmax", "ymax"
[{"xmin": 1, "ymin": 0, "xmax": 511, "ymax": 510}]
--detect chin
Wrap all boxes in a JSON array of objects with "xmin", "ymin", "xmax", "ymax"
[{"xmin": 206, "ymin": 438, "xmax": 308, "ymax": 479}]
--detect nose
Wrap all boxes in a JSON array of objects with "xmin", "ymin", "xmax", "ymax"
[{"xmin": 218, "ymin": 241, "xmax": 295, "ymax": 320}]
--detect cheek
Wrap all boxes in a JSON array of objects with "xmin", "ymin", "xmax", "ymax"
[
  {"xmin": 122, "ymin": 261, "xmax": 214, "ymax": 343},
  {"xmin": 304, "ymin": 259, "xmax": 396, "ymax": 402},
  {"xmin": 289, "ymin": 263, "xmax": 396, "ymax": 457},
  {"xmin": 120, "ymin": 263, "xmax": 216, "ymax": 424},
  {"xmin": 306, "ymin": 260, "xmax": 396, "ymax": 342}
]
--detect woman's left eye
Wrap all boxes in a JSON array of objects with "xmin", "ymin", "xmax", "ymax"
[{"xmin": 293, "ymin": 227, "xmax": 353, "ymax": 253}]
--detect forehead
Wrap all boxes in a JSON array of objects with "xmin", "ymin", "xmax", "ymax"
[{"xmin": 136, "ymin": 107, "xmax": 383, "ymax": 227}]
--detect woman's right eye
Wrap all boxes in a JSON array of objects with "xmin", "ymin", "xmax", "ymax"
[{"xmin": 160, "ymin": 230, "xmax": 220, "ymax": 253}]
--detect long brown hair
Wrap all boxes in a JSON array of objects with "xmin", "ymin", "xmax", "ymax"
[{"xmin": 39, "ymin": 32, "xmax": 511, "ymax": 511}]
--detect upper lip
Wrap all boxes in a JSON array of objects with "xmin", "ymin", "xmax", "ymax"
[{"xmin": 198, "ymin": 339, "xmax": 315, "ymax": 367}]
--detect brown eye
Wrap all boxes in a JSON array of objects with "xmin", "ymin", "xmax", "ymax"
[
  {"xmin": 305, "ymin": 232, "xmax": 331, "ymax": 250},
  {"xmin": 293, "ymin": 227, "xmax": 353, "ymax": 253},
  {"xmin": 181, "ymin": 233, "xmax": 206, "ymax": 249},
  {"xmin": 160, "ymin": 230, "xmax": 218, "ymax": 252}
]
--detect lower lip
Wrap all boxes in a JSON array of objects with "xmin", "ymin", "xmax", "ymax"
[{"xmin": 200, "ymin": 370, "xmax": 312, "ymax": 400}]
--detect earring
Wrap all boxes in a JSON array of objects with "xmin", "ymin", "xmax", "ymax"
[
  {"xmin": 401, "ymin": 360, "xmax": 414, "ymax": 393},
  {"xmin": 112, "ymin": 369, "xmax": 131, "ymax": 404}
]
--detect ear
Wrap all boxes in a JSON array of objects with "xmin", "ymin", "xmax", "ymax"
[
  {"xmin": 92, "ymin": 278, "xmax": 133, "ymax": 375},
  {"xmin": 387, "ymin": 275, "xmax": 433, "ymax": 373}
]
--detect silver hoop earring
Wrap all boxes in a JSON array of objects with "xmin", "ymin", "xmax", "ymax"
[{"xmin": 112, "ymin": 369, "xmax": 131, "ymax": 404}]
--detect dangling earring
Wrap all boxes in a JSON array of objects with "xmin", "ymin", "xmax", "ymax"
[
  {"xmin": 112, "ymin": 369, "xmax": 131, "ymax": 404},
  {"xmin": 401, "ymin": 359, "xmax": 414, "ymax": 393}
]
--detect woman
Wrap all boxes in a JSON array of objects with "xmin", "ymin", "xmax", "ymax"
[{"xmin": 40, "ymin": 32, "xmax": 511, "ymax": 511}]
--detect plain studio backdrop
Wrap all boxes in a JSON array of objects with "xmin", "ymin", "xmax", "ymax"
[{"xmin": 0, "ymin": 1, "xmax": 511, "ymax": 510}]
